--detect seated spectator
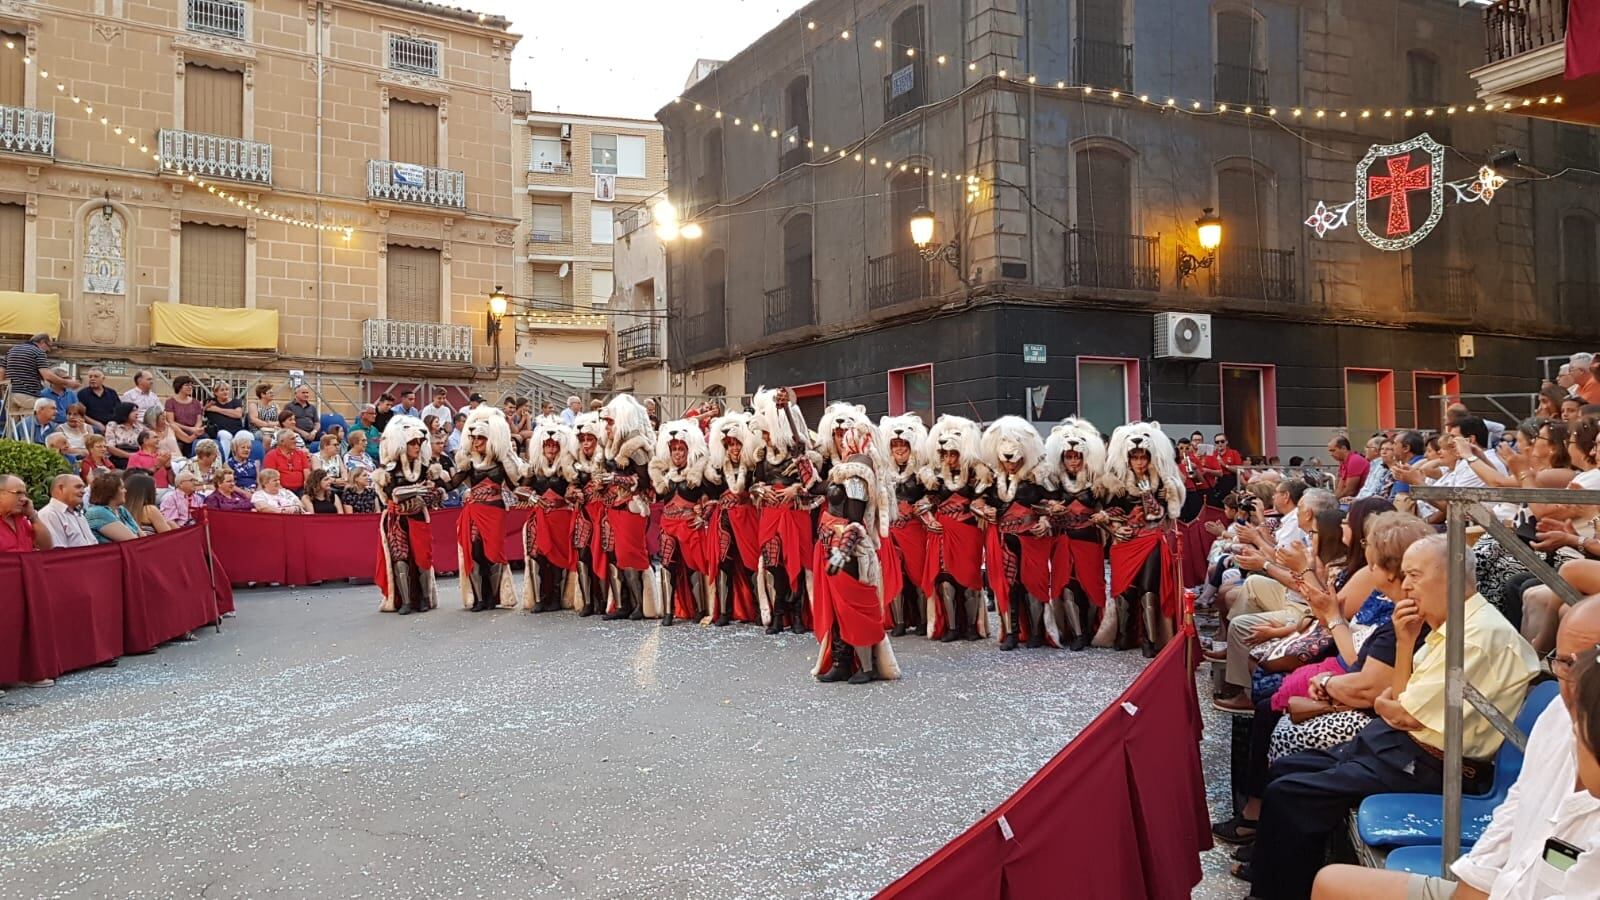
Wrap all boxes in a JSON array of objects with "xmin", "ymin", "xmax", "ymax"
[
  {"xmin": 44, "ymin": 432, "xmax": 76, "ymax": 467},
  {"xmin": 120, "ymin": 368, "xmax": 162, "ymax": 419},
  {"xmin": 276, "ymin": 410, "xmax": 304, "ymax": 450},
  {"xmin": 1563, "ymin": 394, "xmax": 1586, "ymax": 425},
  {"xmin": 227, "ymin": 434, "xmax": 261, "ymax": 490},
  {"xmin": 246, "ymin": 382, "xmax": 279, "ymax": 444},
  {"xmin": 164, "ymin": 375, "xmax": 204, "ymax": 456},
  {"xmin": 300, "ymin": 469, "xmax": 345, "ymax": 515},
  {"xmin": 252, "ymin": 468, "xmax": 303, "ymax": 514},
  {"xmin": 204, "ymin": 470, "xmax": 255, "ymax": 513},
  {"xmin": 122, "ymin": 471, "xmax": 172, "ymax": 536},
  {"xmin": 57, "ymin": 403, "xmax": 94, "ymax": 456},
  {"xmin": 1537, "ymin": 383, "xmax": 1566, "ymax": 419},
  {"xmin": 419, "ymin": 387, "xmax": 452, "ymax": 427},
  {"xmin": 0, "ymin": 474, "xmax": 52, "ymax": 551},
  {"xmin": 262, "ymin": 431, "xmax": 311, "ymax": 494},
  {"xmin": 104, "ymin": 402, "xmax": 142, "ymax": 468},
  {"xmin": 125, "ymin": 430, "xmax": 172, "ymax": 489},
  {"xmin": 1329, "ymin": 435, "xmax": 1370, "ymax": 501},
  {"xmin": 76, "ymin": 367, "xmax": 117, "ymax": 432},
  {"xmin": 341, "ymin": 467, "xmax": 378, "ymax": 514},
  {"xmin": 36, "ymin": 473, "xmax": 94, "ymax": 549},
  {"xmin": 1246, "ymin": 535, "xmax": 1542, "ymax": 899},
  {"xmin": 159, "ymin": 471, "xmax": 203, "ymax": 527},
  {"xmin": 17, "ymin": 397, "xmax": 58, "ymax": 445},
  {"xmin": 284, "ymin": 384, "xmax": 319, "ymax": 443},
  {"xmin": 1471, "ymin": 468, "xmax": 1586, "ymax": 643},
  {"xmin": 1311, "ymin": 596, "xmax": 1600, "ymax": 900},
  {"xmin": 85, "ymin": 472, "xmax": 140, "ymax": 543},
  {"xmin": 79, "ymin": 435, "xmax": 113, "ymax": 482},
  {"xmin": 38, "ymin": 365, "xmax": 76, "ymax": 425},
  {"xmin": 146, "ymin": 408, "xmax": 181, "ymax": 463},
  {"xmin": 561, "ymin": 394, "xmax": 582, "ymax": 426},
  {"xmin": 182, "ymin": 439, "xmax": 226, "ymax": 493},
  {"xmin": 344, "ymin": 431, "xmax": 375, "ymax": 475},
  {"xmin": 1352, "ymin": 436, "xmax": 1394, "ymax": 501},
  {"xmin": 203, "ymin": 381, "xmax": 247, "ymax": 451},
  {"xmin": 351, "ymin": 404, "xmax": 381, "ymax": 461},
  {"xmin": 311, "ymin": 433, "xmax": 348, "ymax": 487}
]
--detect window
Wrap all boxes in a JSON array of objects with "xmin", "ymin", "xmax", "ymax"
[
  {"xmin": 890, "ymin": 169, "xmax": 928, "ymax": 257},
  {"xmin": 784, "ymin": 214, "xmax": 813, "ymax": 304},
  {"xmin": 179, "ymin": 222, "xmax": 247, "ymax": 308},
  {"xmin": 530, "ymin": 203, "xmax": 565, "ymax": 242},
  {"xmin": 389, "ymin": 99, "xmax": 438, "ymax": 167},
  {"xmin": 1220, "ymin": 364, "xmax": 1277, "ymax": 458},
  {"xmin": 1406, "ymin": 50, "xmax": 1440, "ymax": 106},
  {"xmin": 885, "ymin": 6, "xmax": 926, "ymax": 119},
  {"xmin": 791, "ymin": 382, "xmax": 827, "ymax": 428},
  {"xmin": 590, "ymin": 206, "xmax": 614, "ymax": 244},
  {"xmin": 0, "ymin": 202, "xmax": 23, "ymax": 291},
  {"xmin": 1214, "ymin": 163, "xmax": 1293, "ymax": 300},
  {"xmin": 1413, "ymin": 371, "xmax": 1460, "ymax": 434},
  {"xmin": 702, "ymin": 248, "xmax": 726, "ymax": 311},
  {"xmin": 530, "ymin": 136, "xmax": 565, "ymax": 172},
  {"xmin": 0, "ymin": 32, "xmax": 24, "ymax": 106},
  {"xmin": 1075, "ymin": 0, "xmax": 1131, "ymax": 91},
  {"xmin": 532, "ymin": 267, "xmax": 563, "ymax": 304},
  {"xmin": 592, "ymin": 134, "xmax": 645, "ymax": 178},
  {"xmin": 781, "ymin": 76, "xmax": 810, "ymax": 172},
  {"xmin": 1344, "ymin": 368, "xmax": 1396, "ymax": 447},
  {"xmin": 1077, "ymin": 357, "xmax": 1139, "ymax": 429},
  {"xmin": 385, "ymin": 245, "xmax": 442, "ymax": 322},
  {"xmin": 184, "ymin": 63, "xmax": 243, "ymax": 138},
  {"xmin": 387, "ymin": 34, "xmax": 441, "ymax": 77},
  {"xmin": 699, "ymin": 129, "xmax": 724, "ymax": 210},
  {"xmin": 1214, "ymin": 10, "xmax": 1265, "ymax": 106},
  {"xmin": 186, "ymin": 0, "xmax": 248, "ymax": 40},
  {"xmin": 590, "ymin": 269, "xmax": 612, "ymax": 306},
  {"xmin": 889, "ymin": 364, "xmax": 934, "ymax": 427}
]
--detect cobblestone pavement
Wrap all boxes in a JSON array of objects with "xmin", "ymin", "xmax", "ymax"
[{"xmin": 0, "ymin": 582, "xmax": 1239, "ymax": 899}]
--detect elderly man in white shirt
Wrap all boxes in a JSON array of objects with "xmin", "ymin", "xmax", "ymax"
[
  {"xmin": 36, "ymin": 473, "xmax": 96, "ymax": 549},
  {"xmin": 1312, "ymin": 596, "xmax": 1600, "ymax": 900}
]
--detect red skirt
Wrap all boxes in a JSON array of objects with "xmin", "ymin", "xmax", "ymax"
[
  {"xmin": 375, "ymin": 514, "xmax": 432, "ymax": 597},
  {"xmin": 759, "ymin": 506, "xmax": 814, "ymax": 585},
  {"xmin": 716, "ymin": 502, "xmax": 762, "ymax": 623},
  {"xmin": 983, "ymin": 527, "xmax": 1054, "ymax": 613},
  {"xmin": 920, "ymin": 515, "xmax": 985, "ymax": 595},
  {"xmin": 532, "ymin": 505, "xmax": 577, "ymax": 570},
  {"xmin": 811, "ymin": 544, "xmax": 887, "ymax": 659},
  {"xmin": 456, "ymin": 501, "xmax": 507, "ymax": 581},
  {"xmin": 606, "ymin": 506, "xmax": 650, "ymax": 572},
  {"xmin": 889, "ymin": 519, "xmax": 929, "ymax": 588},
  {"xmin": 661, "ymin": 510, "xmax": 716, "ymax": 575},
  {"xmin": 1050, "ymin": 535, "xmax": 1108, "ymax": 607},
  {"xmin": 1109, "ymin": 528, "xmax": 1181, "ymax": 617}
]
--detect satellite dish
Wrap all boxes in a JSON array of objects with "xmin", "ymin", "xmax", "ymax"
[
  {"xmin": 1173, "ymin": 316, "xmax": 1203, "ymax": 354},
  {"xmin": 557, "ymin": 263, "xmax": 570, "ymax": 279}
]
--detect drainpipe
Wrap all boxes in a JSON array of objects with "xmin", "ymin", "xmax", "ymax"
[{"xmin": 314, "ymin": 2, "xmax": 325, "ymax": 364}]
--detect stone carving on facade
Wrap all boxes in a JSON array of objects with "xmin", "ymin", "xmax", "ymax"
[
  {"xmin": 88, "ymin": 295, "xmax": 120, "ymax": 346},
  {"xmin": 379, "ymin": 71, "xmax": 447, "ymax": 98},
  {"xmin": 172, "ymin": 33, "xmax": 257, "ymax": 62},
  {"xmin": 92, "ymin": 21, "xmax": 121, "ymax": 42},
  {"xmin": 83, "ymin": 206, "xmax": 126, "ymax": 296},
  {"xmin": 0, "ymin": 1, "xmax": 41, "ymax": 23},
  {"xmin": 24, "ymin": 193, "xmax": 36, "ymax": 221},
  {"xmin": 493, "ymin": 94, "xmax": 512, "ymax": 113},
  {"xmin": 494, "ymin": 229, "xmax": 513, "ymax": 246}
]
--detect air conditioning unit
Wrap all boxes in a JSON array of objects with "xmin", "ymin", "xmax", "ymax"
[
  {"xmin": 1153, "ymin": 312, "xmax": 1212, "ymax": 360},
  {"xmin": 559, "ymin": 123, "xmax": 572, "ymax": 140}
]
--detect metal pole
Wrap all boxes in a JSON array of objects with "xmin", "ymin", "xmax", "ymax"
[{"xmin": 1442, "ymin": 502, "xmax": 1467, "ymax": 872}]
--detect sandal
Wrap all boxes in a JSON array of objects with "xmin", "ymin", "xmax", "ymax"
[{"xmin": 1210, "ymin": 815, "xmax": 1258, "ymax": 844}]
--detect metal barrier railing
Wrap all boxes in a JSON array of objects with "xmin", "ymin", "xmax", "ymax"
[{"xmin": 1410, "ymin": 483, "xmax": 1598, "ymax": 872}]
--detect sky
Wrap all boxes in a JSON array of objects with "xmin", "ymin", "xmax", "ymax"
[{"xmin": 468, "ymin": 0, "xmax": 810, "ymax": 120}]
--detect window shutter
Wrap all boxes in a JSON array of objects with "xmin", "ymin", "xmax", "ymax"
[
  {"xmin": 0, "ymin": 32, "xmax": 24, "ymax": 107},
  {"xmin": 1218, "ymin": 168, "xmax": 1266, "ymax": 250},
  {"xmin": 1075, "ymin": 148, "xmax": 1132, "ymax": 235},
  {"xmin": 389, "ymin": 100, "xmax": 438, "ymax": 166},
  {"xmin": 1216, "ymin": 13, "xmax": 1255, "ymax": 68},
  {"xmin": 531, "ymin": 269, "xmax": 563, "ymax": 302},
  {"xmin": 591, "ymin": 270, "xmax": 612, "ymax": 305},
  {"xmin": 385, "ymin": 245, "xmax": 441, "ymax": 322},
  {"xmin": 531, "ymin": 203, "xmax": 564, "ymax": 237},
  {"xmin": 590, "ymin": 206, "xmax": 614, "ymax": 244},
  {"xmin": 180, "ymin": 222, "xmax": 247, "ymax": 308},
  {"xmin": 184, "ymin": 64, "xmax": 243, "ymax": 138},
  {"xmin": 0, "ymin": 203, "xmax": 24, "ymax": 291},
  {"xmin": 617, "ymin": 136, "xmax": 646, "ymax": 178}
]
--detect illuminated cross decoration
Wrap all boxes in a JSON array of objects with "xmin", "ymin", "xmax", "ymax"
[{"xmin": 1368, "ymin": 155, "xmax": 1433, "ymax": 237}]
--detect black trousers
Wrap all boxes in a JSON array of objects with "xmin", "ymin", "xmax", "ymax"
[
  {"xmin": 1250, "ymin": 720, "xmax": 1444, "ymax": 900},
  {"xmin": 1244, "ymin": 701, "xmax": 1283, "ymax": 800}
]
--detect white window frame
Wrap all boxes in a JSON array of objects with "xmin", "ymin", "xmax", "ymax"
[{"xmin": 590, "ymin": 206, "xmax": 614, "ymax": 245}]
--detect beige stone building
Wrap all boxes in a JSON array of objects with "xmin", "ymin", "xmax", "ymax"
[
  {"xmin": 0, "ymin": 0, "xmax": 519, "ymax": 413},
  {"xmin": 509, "ymin": 95, "xmax": 665, "ymax": 398}
]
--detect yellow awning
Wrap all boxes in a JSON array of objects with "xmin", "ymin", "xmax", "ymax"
[
  {"xmin": 150, "ymin": 303, "xmax": 279, "ymax": 351},
  {"xmin": 0, "ymin": 292, "xmax": 61, "ymax": 339}
]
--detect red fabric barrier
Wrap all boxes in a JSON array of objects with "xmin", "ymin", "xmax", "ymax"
[
  {"xmin": 0, "ymin": 525, "xmax": 228, "ymax": 682},
  {"xmin": 206, "ymin": 507, "xmax": 530, "ymax": 587},
  {"xmin": 875, "ymin": 635, "xmax": 1211, "ymax": 900}
]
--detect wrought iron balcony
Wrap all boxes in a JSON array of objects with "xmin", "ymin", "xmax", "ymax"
[
  {"xmin": 388, "ymin": 34, "xmax": 441, "ymax": 77},
  {"xmin": 867, "ymin": 248, "xmax": 939, "ymax": 309},
  {"xmin": 1209, "ymin": 245, "xmax": 1297, "ymax": 303},
  {"xmin": 616, "ymin": 322, "xmax": 660, "ymax": 364},
  {"xmin": 1404, "ymin": 263, "xmax": 1478, "ymax": 316},
  {"xmin": 363, "ymin": 319, "xmax": 473, "ymax": 366},
  {"xmin": 158, "ymin": 129, "xmax": 271, "ymax": 185},
  {"xmin": 1485, "ymin": 0, "xmax": 1565, "ymax": 64},
  {"xmin": 883, "ymin": 59, "xmax": 926, "ymax": 121},
  {"xmin": 0, "ymin": 105, "xmax": 54, "ymax": 157},
  {"xmin": 1066, "ymin": 228, "xmax": 1160, "ymax": 291},
  {"xmin": 527, "ymin": 226, "xmax": 572, "ymax": 244},
  {"xmin": 186, "ymin": 0, "xmax": 247, "ymax": 40},
  {"xmin": 1073, "ymin": 37, "xmax": 1133, "ymax": 92},
  {"xmin": 681, "ymin": 299, "xmax": 727, "ymax": 357},
  {"xmin": 367, "ymin": 160, "xmax": 466, "ymax": 209},
  {"xmin": 616, "ymin": 206, "xmax": 650, "ymax": 240},
  {"xmin": 763, "ymin": 281, "xmax": 816, "ymax": 335},
  {"xmin": 1214, "ymin": 63, "xmax": 1268, "ymax": 107},
  {"xmin": 529, "ymin": 160, "xmax": 573, "ymax": 175}
]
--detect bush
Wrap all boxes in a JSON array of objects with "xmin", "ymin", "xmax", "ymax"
[{"xmin": 0, "ymin": 440, "xmax": 72, "ymax": 508}]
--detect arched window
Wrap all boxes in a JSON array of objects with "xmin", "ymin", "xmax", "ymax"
[
  {"xmin": 886, "ymin": 6, "xmax": 925, "ymax": 119},
  {"xmin": 1214, "ymin": 163, "xmax": 1294, "ymax": 301},
  {"xmin": 1075, "ymin": 0, "xmax": 1131, "ymax": 91},
  {"xmin": 781, "ymin": 76, "xmax": 810, "ymax": 172},
  {"xmin": 1214, "ymin": 8, "xmax": 1266, "ymax": 105},
  {"xmin": 1071, "ymin": 143, "xmax": 1150, "ymax": 289},
  {"xmin": 1561, "ymin": 213, "xmax": 1599, "ymax": 325}
]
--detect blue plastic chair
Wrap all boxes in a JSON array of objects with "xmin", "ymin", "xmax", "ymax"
[
  {"xmin": 1384, "ymin": 844, "xmax": 1445, "ymax": 874},
  {"xmin": 318, "ymin": 412, "xmax": 348, "ymax": 439},
  {"xmin": 1355, "ymin": 679, "xmax": 1559, "ymax": 849}
]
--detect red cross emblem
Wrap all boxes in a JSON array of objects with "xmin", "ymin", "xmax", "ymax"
[{"xmin": 1368, "ymin": 156, "xmax": 1432, "ymax": 236}]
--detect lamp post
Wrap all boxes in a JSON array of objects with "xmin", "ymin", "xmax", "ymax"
[
  {"xmin": 486, "ymin": 285, "xmax": 508, "ymax": 371},
  {"xmin": 1176, "ymin": 208, "xmax": 1224, "ymax": 286},
  {"xmin": 909, "ymin": 203, "xmax": 961, "ymax": 272}
]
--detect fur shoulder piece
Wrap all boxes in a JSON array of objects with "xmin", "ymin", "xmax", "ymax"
[
  {"xmin": 614, "ymin": 433, "xmax": 653, "ymax": 466},
  {"xmin": 816, "ymin": 403, "xmax": 875, "ymax": 461},
  {"xmin": 648, "ymin": 454, "xmax": 707, "ymax": 493}
]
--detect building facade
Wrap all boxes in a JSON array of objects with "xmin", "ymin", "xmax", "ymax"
[
  {"xmin": 509, "ymin": 98, "xmax": 664, "ymax": 397},
  {"xmin": 659, "ymin": 0, "xmax": 1598, "ymax": 458},
  {"xmin": 0, "ymin": 0, "xmax": 518, "ymax": 413}
]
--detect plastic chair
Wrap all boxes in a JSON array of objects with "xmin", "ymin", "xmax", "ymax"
[
  {"xmin": 1355, "ymin": 679, "xmax": 1559, "ymax": 849},
  {"xmin": 318, "ymin": 412, "xmax": 348, "ymax": 439},
  {"xmin": 1384, "ymin": 844, "xmax": 1445, "ymax": 874}
]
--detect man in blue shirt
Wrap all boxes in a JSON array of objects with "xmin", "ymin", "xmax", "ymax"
[
  {"xmin": 39, "ymin": 366, "xmax": 77, "ymax": 425},
  {"xmin": 1389, "ymin": 430, "xmax": 1427, "ymax": 498}
]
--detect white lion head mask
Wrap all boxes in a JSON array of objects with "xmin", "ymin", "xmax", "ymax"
[
  {"xmin": 980, "ymin": 416, "xmax": 1044, "ymax": 483},
  {"xmin": 816, "ymin": 402, "xmax": 876, "ymax": 462},
  {"xmin": 379, "ymin": 414, "xmax": 431, "ymax": 468},
  {"xmin": 1043, "ymin": 416, "xmax": 1107, "ymax": 491},
  {"xmin": 876, "ymin": 414, "xmax": 928, "ymax": 477}
]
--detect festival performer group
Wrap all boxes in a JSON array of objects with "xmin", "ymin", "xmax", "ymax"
[{"xmin": 370, "ymin": 390, "xmax": 1187, "ymax": 682}]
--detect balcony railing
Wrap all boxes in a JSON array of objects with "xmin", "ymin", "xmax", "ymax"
[
  {"xmin": 1485, "ymin": 0, "xmax": 1566, "ymax": 64},
  {"xmin": 363, "ymin": 319, "xmax": 473, "ymax": 366},
  {"xmin": 868, "ymin": 248, "xmax": 940, "ymax": 309},
  {"xmin": 681, "ymin": 300, "xmax": 727, "ymax": 357},
  {"xmin": 1073, "ymin": 37, "xmax": 1133, "ymax": 92},
  {"xmin": 158, "ymin": 129, "xmax": 271, "ymax": 185},
  {"xmin": 616, "ymin": 206, "xmax": 651, "ymax": 240},
  {"xmin": 388, "ymin": 34, "xmax": 441, "ymax": 77},
  {"xmin": 0, "ymin": 105, "xmax": 53, "ymax": 157},
  {"xmin": 527, "ymin": 226, "xmax": 572, "ymax": 244},
  {"xmin": 367, "ymin": 160, "xmax": 466, "ymax": 208},
  {"xmin": 616, "ymin": 322, "xmax": 660, "ymax": 364},
  {"xmin": 883, "ymin": 59, "xmax": 926, "ymax": 121},
  {"xmin": 530, "ymin": 160, "xmax": 573, "ymax": 175},
  {"xmin": 1558, "ymin": 281, "xmax": 1598, "ymax": 328},
  {"xmin": 1066, "ymin": 228, "xmax": 1160, "ymax": 291},
  {"xmin": 186, "ymin": 0, "xmax": 247, "ymax": 40},
  {"xmin": 1404, "ymin": 263, "xmax": 1478, "ymax": 316},
  {"xmin": 1209, "ymin": 245, "xmax": 1297, "ymax": 302},
  {"xmin": 1214, "ymin": 63, "xmax": 1268, "ymax": 107},
  {"xmin": 763, "ymin": 281, "xmax": 816, "ymax": 335}
]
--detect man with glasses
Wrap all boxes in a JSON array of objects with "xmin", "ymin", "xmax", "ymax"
[
  {"xmin": 0, "ymin": 475, "xmax": 52, "ymax": 552},
  {"xmin": 1204, "ymin": 431, "xmax": 1244, "ymax": 504}
]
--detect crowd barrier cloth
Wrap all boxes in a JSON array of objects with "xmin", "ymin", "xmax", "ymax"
[
  {"xmin": 875, "ymin": 634, "xmax": 1211, "ymax": 900},
  {"xmin": 0, "ymin": 524, "xmax": 234, "ymax": 684},
  {"xmin": 204, "ymin": 507, "xmax": 532, "ymax": 587}
]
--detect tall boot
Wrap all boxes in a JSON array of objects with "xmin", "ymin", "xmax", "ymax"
[
  {"xmin": 603, "ymin": 568, "xmax": 628, "ymax": 619},
  {"xmin": 576, "ymin": 561, "xmax": 596, "ymax": 617},
  {"xmin": 890, "ymin": 586, "xmax": 907, "ymax": 637},
  {"xmin": 962, "ymin": 589, "xmax": 983, "ymax": 641},
  {"xmin": 789, "ymin": 585, "xmax": 807, "ymax": 635},
  {"xmin": 939, "ymin": 582, "xmax": 960, "ymax": 643},
  {"xmin": 392, "ymin": 561, "xmax": 416, "ymax": 615},
  {"xmin": 1115, "ymin": 594, "xmax": 1138, "ymax": 651},
  {"xmin": 766, "ymin": 575, "xmax": 788, "ymax": 635},
  {"xmin": 817, "ymin": 626, "xmax": 851, "ymax": 682},
  {"xmin": 714, "ymin": 570, "xmax": 733, "ymax": 626},
  {"xmin": 1026, "ymin": 596, "xmax": 1047, "ymax": 649},
  {"xmin": 662, "ymin": 567, "xmax": 677, "ymax": 626},
  {"xmin": 1065, "ymin": 589, "xmax": 1093, "ymax": 652},
  {"xmin": 904, "ymin": 583, "xmax": 925, "ymax": 635},
  {"xmin": 848, "ymin": 644, "xmax": 875, "ymax": 684},
  {"xmin": 999, "ymin": 586, "xmax": 1021, "ymax": 651},
  {"xmin": 535, "ymin": 561, "xmax": 559, "ymax": 612},
  {"xmin": 1140, "ymin": 591, "xmax": 1163, "ymax": 659},
  {"xmin": 626, "ymin": 570, "xmax": 646, "ymax": 620}
]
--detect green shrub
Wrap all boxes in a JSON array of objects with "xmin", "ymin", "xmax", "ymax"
[{"xmin": 0, "ymin": 440, "xmax": 72, "ymax": 508}]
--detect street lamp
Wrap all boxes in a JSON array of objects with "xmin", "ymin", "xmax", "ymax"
[
  {"xmin": 486, "ymin": 285, "xmax": 509, "ymax": 370},
  {"xmin": 1176, "ymin": 207, "xmax": 1223, "ymax": 286},
  {"xmin": 908, "ymin": 203, "xmax": 960, "ymax": 272}
]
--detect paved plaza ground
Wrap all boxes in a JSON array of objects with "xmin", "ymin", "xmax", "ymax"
[{"xmin": 0, "ymin": 581, "xmax": 1239, "ymax": 899}]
